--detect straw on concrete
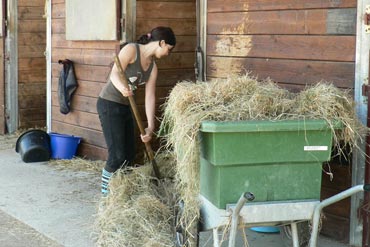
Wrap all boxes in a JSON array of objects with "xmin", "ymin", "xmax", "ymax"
[{"xmin": 93, "ymin": 152, "xmax": 178, "ymax": 247}]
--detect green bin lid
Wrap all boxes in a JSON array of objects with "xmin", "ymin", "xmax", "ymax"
[{"xmin": 200, "ymin": 119, "xmax": 339, "ymax": 133}]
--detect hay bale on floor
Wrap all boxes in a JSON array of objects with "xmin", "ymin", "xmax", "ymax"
[{"xmin": 93, "ymin": 154, "xmax": 177, "ymax": 247}]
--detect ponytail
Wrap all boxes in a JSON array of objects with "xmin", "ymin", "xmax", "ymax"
[{"xmin": 137, "ymin": 26, "xmax": 176, "ymax": 47}]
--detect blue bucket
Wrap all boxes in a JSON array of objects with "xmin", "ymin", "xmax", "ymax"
[
  {"xmin": 250, "ymin": 226, "xmax": 280, "ymax": 233},
  {"xmin": 49, "ymin": 133, "xmax": 81, "ymax": 159}
]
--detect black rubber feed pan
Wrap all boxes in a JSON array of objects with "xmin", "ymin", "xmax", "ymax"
[{"xmin": 15, "ymin": 129, "xmax": 51, "ymax": 163}]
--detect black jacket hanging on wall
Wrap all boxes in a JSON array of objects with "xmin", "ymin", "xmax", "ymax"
[{"xmin": 58, "ymin": 59, "xmax": 78, "ymax": 114}]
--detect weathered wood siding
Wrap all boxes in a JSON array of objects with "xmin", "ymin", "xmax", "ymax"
[
  {"xmin": 136, "ymin": 0, "xmax": 196, "ymax": 152},
  {"xmin": 51, "ymin": 0, "xmax": 117, "ymax": 160},
  {"xmin": 50, "ymin": 0, "xmax": 196, "ymax": 160},
  {"xmin": 18, "ymin": 0, "xmax": 47, "ymax": 128},
  {"xmin": 207, "ymin": 0, "xmax": 356, "ymax": 242}
]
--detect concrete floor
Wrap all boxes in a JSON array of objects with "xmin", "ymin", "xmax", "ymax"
[{"xmin": 0, "ymin": 140, "xmax": 350, "ymax": 247}]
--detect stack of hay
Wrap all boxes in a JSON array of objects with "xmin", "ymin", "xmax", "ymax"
[
  {"xmin": 93, "ymin": 152, "xmax": 177, "ymax": 247},
  {"xmin": 94, "ymin": 74, "xmax": 367, "ymax": 247},
  {"xmin": 160, "ymin": 74, "xmax": 366, "ymax": 246}
]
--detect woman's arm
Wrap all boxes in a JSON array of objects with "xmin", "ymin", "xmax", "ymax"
[
  {"xmin": 141, "ymin": 63, "xmax": 158, "ymax": 143},
  {"xmin": 110, "ymin": 44, "xmax": 136, "ymax": 97}
]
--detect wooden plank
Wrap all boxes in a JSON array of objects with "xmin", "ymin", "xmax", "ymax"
[
  {"xmin": 321, "ymin": 213, "xmax": 350, "ymax": 242},
  {"xmin": 208, "ymin": 9, "xmax": 356, "ymax": 35},
  {"xmin": 52, "ymin": 78, "xmax": 105, "ymax": 97},
  {"xmin": 78, "ymin": 142, "xmax": 108, "ymax": 161},
  {"xmin": 19, "ymin": 57, "xmax": 46, "ymax": 70},
  {"xmin": 18, "ymin": 20, "xmax": 46, "ymax": 33},
  {"xmin": 19, "ymin": 108, "xmax": 46, "ymax": 121},
  {"xmin": 52, "ymin": 92, "xmax": 98, "ymax": 114},
  {"xmin": 19, "ymin": 82, "xmax": 46, "ymax": 95},
  {"xmin": 137, "ymin": 19, "xmax": 196, "ymax": 36},
  {"xmin": 52, "ymin": 121, "xmax": 107, "ymax": 149},
  {"xmin": 18, "ymin": 33, "xmax": 46, "ymax": 45},
  {"xmin": 52, "ymin": 3, "xmax": 65, "ymax": 19},
  {"xmin": 137, "ymin": 2, "xmax": 196, "ymax": 19},
  {"xmin": 52, "ymin": 0, "xmax": 65, "ymax": 5},
  {"xmin": 18, "ymin": 0, "xmax": 45, "ymax": 7},
  {"xmin": 52, "ymin": 19, "xmax": 65, "ymax": 34},
  {"xmin": 207, "ymin": 0, "xmax": 356, "ymax": 12},
  {"xmin": 173, "ymin": 35, "xmax": 197, "ymax": 52},
  {"xmin": 51, "ymin": 106, "xmax": 101, "ymax": 130},
  {"xmin": 52, "ymin": 34, "xmax": 117, "ymax": 49},
  {"xmin": 18, "ymin": 45, "xmax": 45, "ymax": 58},
  {"xmin": 19, "ymin": 95, "xmax": 46, "ymax": 109},
  {"xmin": 52, "ymin": 63, "xmax": 110, "ymax": 83},
  {"xmin": 327, "ymin": 9, "xmax": 356, "ymax": 35},
  {"xmin": 207, "ymin": 35, "xmax": 355, "ymax": 62},
  {"xmin": 51, "ymin": 48, "xmax": 115, "ymax": 66},
  {"xmin": 138, "ymin": 0, "xmax": 194, "ymax": 2},
  {"xmin": 157, "ymin": 68, "xmax": 195, "ymax": 86},
  {"xmin": 207, "ymin": 57, "xmax": 355, "ymax": 88},
  {"xmin": 321, "ymin": 164, "xmax": 352, "ymax": 190},
  {"xmin": 18, "ymin": 6, "xmax": 45, "ymax": 20},
  {"xmin": 51, "ymin": 68, "xmax": 194, "ymax": 94},
  {"xmin": 321, "ymin": 187, "xmax": 351, "ymax": 218},
  {"xmin": 156, "ymin": 52, "xmax": 195, "ymax": 69},
  {"xmin": 18, "ymin": 70, "xmax": 46, "ymax": 83},
  {"xmin": 19, "ymin": 119, "xmax": 46, "ymax": 129}
]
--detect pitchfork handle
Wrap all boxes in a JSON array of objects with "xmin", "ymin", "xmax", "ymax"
[{"xmin": 113, "ymin": 55, "xmax": 161, "ymax": 179}]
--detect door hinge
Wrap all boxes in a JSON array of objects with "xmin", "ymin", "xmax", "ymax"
[{"xmin": 365, "ymin": 5, "xmax": 370, "ymax": 33}]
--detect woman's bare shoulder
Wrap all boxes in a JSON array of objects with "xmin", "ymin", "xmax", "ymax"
[{"xmin": 118, "ymin": 43, "xmax": 137, "ymax": 63}]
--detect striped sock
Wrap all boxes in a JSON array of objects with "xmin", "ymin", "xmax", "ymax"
[{"xmin": 101, "ymin": 168, "xmax": 113, "ymax": 196}]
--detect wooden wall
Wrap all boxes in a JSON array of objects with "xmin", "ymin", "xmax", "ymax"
[
  {"xmin": 51, "ymin": 0, "xmax": 117, "ymax": 160},
  {"xmin": 206, "ymin": 0, "xmax": 357, "ymax": 242},
  {"xmin": 50, "ymin": 0, "xmax": 196, "ymax": 161},
  {"xmin": 18, "ymin": 0, "xmax": 47, "ymax": 128},
  {"xmin": 136, "ymin": 0, "xmax": 196, "ymax": 152}
]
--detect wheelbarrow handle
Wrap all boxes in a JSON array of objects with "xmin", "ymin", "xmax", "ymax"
[{"xmin": 365, "ymin": 184, "xmax": 370, "ymax": 191}]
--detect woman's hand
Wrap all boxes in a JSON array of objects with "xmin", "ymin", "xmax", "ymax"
[
  {"xmin": 140, "ymin": 127, "xmax": 154, "ymax": 143},
  {"xmin": 120, "ymin": 86, "xmax": 133, "ymax": 97}
]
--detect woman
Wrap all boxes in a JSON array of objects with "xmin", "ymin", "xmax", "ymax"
[{"xmin": 97, "ymin": 26, "xmax": 176, "ymax": 195}]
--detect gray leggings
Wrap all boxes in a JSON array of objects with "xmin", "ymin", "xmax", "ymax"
[{"xmin": 97, "ymin": 97, "xmax": 135, "ymax": 172}]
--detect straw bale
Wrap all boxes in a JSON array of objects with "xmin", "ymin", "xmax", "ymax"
[{"xmin": 93, "ymin": 162, "xmax": 177, "ymax": 247}]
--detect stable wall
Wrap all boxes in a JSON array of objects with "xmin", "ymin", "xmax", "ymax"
[
  {"xmin": 18, "ymin": 0, "xmax": 47, "ymax": 128},
  {"xmin": 206, "ymin": 0, "xmax": 357, "ymax": 242},
  {"xmin": 50, "ymin": 0, "xmax": 196, "ymax": 160}
]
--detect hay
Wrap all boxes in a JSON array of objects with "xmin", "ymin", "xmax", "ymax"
[
  {"xmin": 159, "ymin": 74, "xmax": 368, "ymax": 245},
  {"xmin": 48, "ymin": 157, "xmax": 105, "ymax": 174},
  {"xmin": 93, "ymin": 152, "xmax": 178, "ymax": 247},
  {"xmin": 292, "ymin": 82, "xmax": 366, "ymax": 154}
]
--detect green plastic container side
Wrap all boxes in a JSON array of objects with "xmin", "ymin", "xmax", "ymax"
[
  {"xmin": 198, "ymin": 119, "xmax": 336, "ymax": 209},
  {"xmin": 200, "ymin": 158, "xmax": 323, "ymax": 208},
  {"xmin": 199, "ymin": 119, "xmax": 334, "ymax": 166}
]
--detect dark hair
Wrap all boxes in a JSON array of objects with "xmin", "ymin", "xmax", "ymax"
[{"xmin": 137, "ymin": 26, "xmax": 176, "ymax": 47}]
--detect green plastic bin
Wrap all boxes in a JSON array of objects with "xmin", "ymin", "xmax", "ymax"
[{"xmin": 199, "ymin": 119, "xmax": 334, "ymax": 209}]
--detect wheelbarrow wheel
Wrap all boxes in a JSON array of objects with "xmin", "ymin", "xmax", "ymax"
[
  {"xmin": 280, "ymin": 221, "xmax": 310, "ymax": 247},
  {"xmin": 174, "ymin": 200, "xmax": 199, "ymax": 247}
]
